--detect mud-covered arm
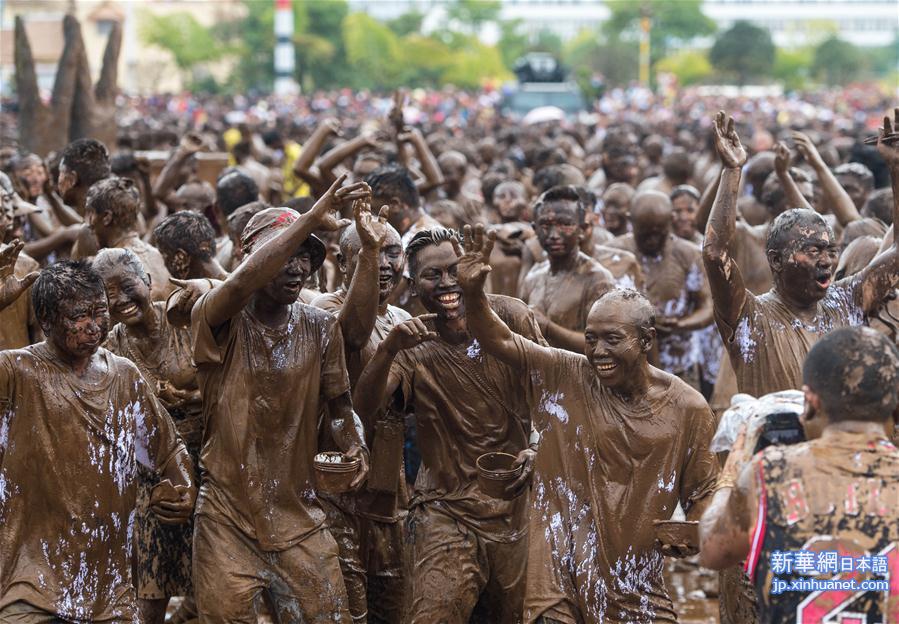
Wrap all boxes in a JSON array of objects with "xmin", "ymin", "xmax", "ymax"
[
  {"xmin": 153, "ymin": 136, "xmax": 202, "ymax": 203},
  {"xmin": 793, "ymin": 131, "xmax": 860, "ymax": 226},
  {"xmin": 677, "ymin": 263, "xmax": 714, "ymax": 331},
  {"xmin": 316, "ymin": 135, "xmax": 375, "ymax": 184},
  {"xmin": 851, "ymin": 112, "xmax": 899, "ymax": 314},
  {"xmin": 202, "ymin": 176, "xmax": 362, "ymax": 329},
  {"xmin": 293, "ymin": 118, "xmax": 340, "ymax": 181},
  {"xmin": 0, "ymin": 240, "xmax": 39, "ymax": 311},
  {"xmin": 696, "ymin": 163, "xmax": 721, "ymax": 234},
  {"xmin": 774, "ymin": 142, "xmax": 813, "ymax": 212},
  {"xmin": 699, "ymin": 424, "xmax": 757, "ymax": 570},
  {"xmin": 703, "ymin": 112, "xmax": 749, "ymax": 331},
  {"xmin": 400, "ymin": 127, "xmax": 444, "ymax": 194},
  {"xmin": 22, "ymin": 225, "xmax": 79, "ymax": 262}
]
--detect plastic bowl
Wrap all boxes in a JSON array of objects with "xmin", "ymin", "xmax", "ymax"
[
  {"xmin": 314, "ymin": 452, "xmax": 360, "ymax": 495},
  {"xmin": 476, "ymin": 452, "xmax": 523, "ymax": 500}
]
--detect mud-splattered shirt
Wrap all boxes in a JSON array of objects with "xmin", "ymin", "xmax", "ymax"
[
  {"xmin": 192, "ymin": 296, "xmax": 350, "ymax": 551},
  {"xmin": 748, "ymin": 432, "xmax": 899, "ymax": 623},
  {"xmin": 0, "ymin": 344, "xmax": 187, "ymax": 621},
  {"xmin": 521, "ymin": 251, "xmax": 614, "ymax": 334},
  {"xmin": 510, "ymin": 339, "xmax": 719, "ymax": 623},
  {"xmin": 716, "ymin": 282, "xmax": 865, "ymax": 398},
  {"xmin": 611, "ymin": 233, "xmax": 709, "ymax": 376},
  {"xmin": 390, "ymin": 295, "xmax": 545, "ymax": 542}
]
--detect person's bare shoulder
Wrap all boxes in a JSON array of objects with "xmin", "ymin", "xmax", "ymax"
[
  {"xmin": 310, "ymin": 290, "xmax": 344, "ymax": 314},
  {"xmin": 608, "ymin": 233, "xmax": 635, "ymax": 252}
]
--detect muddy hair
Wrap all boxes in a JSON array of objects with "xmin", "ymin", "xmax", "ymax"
[
  {"xmin": 85, "ymin": 177, "xmax": 140, "ymax": 228},
  {"xmin": 761, "ymin": 167, "xmax": 811, "ymax": 213},
  {"xmin": 152, "ymin": 211, "xmax": 217, "ymax": 260},
  {"xmin": 593, "ymin": 288, "xmax": 656, "ymax": 340},
  {"xmin": 803, "ymin": 327, "xmax": 899, "ymax": 423},
  {"xmin": 834, "ymin": 162, "xmax": 875, "ymax": 190},
  {"xmin": 215, "ymin": 170, "xmax": 259, "ymax": 216},
  {"xmin": 60, "ymin": 138, "xmax": 110, "ymax": 189},
  {"xmin": 93, "ymin": 248, "xmax": 150, "ymax": 286},
  {"xmin": 862, "ymin": 188, "xmax": 894, "ymax": 225},
  {"xmin": 533, "ymin": 185, "xmax": 587, "ymax": 223},
  {"xmin": 405, "ymin": 227, "xmax": 458, "ymax": 279},
  {"xmin": 32, "ymin": 260, "xmax": 107, "ymax": 328},
  {"xmin": 365, "ymin": 166, "xmax": 420, "ymax": 209},
  {"xmin": 765, "ymin": 208, "xmax": 832, "ymax": 258}
]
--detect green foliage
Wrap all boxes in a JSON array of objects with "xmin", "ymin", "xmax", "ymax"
[
  {"xmin": 343, "ymin": 12, "xmax": 402, "ymax": 89},
  {"xmin": 563, "ymin": 28, "xmax": 639, "ymax": 87},
  {"xmin": 812, "ymin": 36, "xmax": 862, "ymax": 86},
  {"xmin": 604, "ymin": 0, "xmax": 715, "ymax": 64},
  {"xmin": 441, "ymin": 39, "xmax": 511, "ymax": 88},
  {"xmin": 140, "ymin": 11, "xmax": 228, "ymax": 71},
  {"xmin": 386, "ymin": 10, "xmax": 425, "ymax": 37},
  {"xmin": 656, "ymin": 49, "xmax": 712, "ymax": 86},
  {"xmin": 498, "ymin": 19, "xmax": 529, "ymax": 68},
  {"xmin": 709, "ymin": 20, "xmax": 775, "ymax": 85},
  {"xmin": 773, "ymin": 47, "xmax": 812, "ymax": 91},
  {"xmin": 531, "ymin": 29, "xmax": 563, "ymax": 58},
  {"xmin": 446, "ymin": 0, "xmax": 501, "ymax": 33}
]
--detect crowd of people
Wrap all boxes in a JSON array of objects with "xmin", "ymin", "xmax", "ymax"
[{"xmin": 0, "ymin": 84, "xmax": 898, "ymax": 624}]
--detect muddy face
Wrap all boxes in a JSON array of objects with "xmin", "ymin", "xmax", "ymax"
[
  {"xmin": 413, "ymin": 241, "xmax": 464, "ymax": 321},
  {"xmin": 13, "ymin": 158, "xmax": 46, "ymax": 201},
  {"xmin": 836, "ymin": 174, "xmax": 868, "ymax": 211},
  {"xmin": 262, "ymin": 251, "xmax": 313, "ymax": 306},
  {"xmin": 342, "ymin": 226, "xmax": 404, "ymax": 304},
  {"xmin": 672, "ymin": 194, "xmax": 699, "ymax": 240},
  {"xmin": 534, "ymin": 201, "xmax": 583, "ymax": 261},
  {"xmin": 633, "ymin": 206, "xmax": 671, "ymax": 257},
  {"xmin": 57, "ymin": 161, "xmax": 78, "ymax": 205},
  {"xmin": 601, "ymin": 189, "xmax": 631, "ymax": 235},
  {"xmin": 773, "ymin": 223, "xmax": 838, "ymax": 306},
  {"xmin": 46, "ymin": 294, "xmax": 110, "ymax": 360},
  {"xmin": 584, "ymin": 298, "xmax": 652, "ymax": 388},
  {"xmin": 99, "ymin": 263, "xmax": 152, "ymax": 327},
  {"xmin": 494, "ymin": 183, "xmax": 526, "ymax": 221}
]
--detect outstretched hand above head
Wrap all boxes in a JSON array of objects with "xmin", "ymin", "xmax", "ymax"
[
  {"xmin": 354, "ymin": 198, "xmax": 390, "ymax": 251},
  {"xmin": 457, "ymin": 224, "xmax": 495, "ymax": 295},
  {"xmin": 712, "ymin": 111, "xmax": 747, "ymax": 170},
  {"xmin": 0, "ymin": 239, "xmax": 38, "ymax": 311},
  {"xmin": 308, "ymin": 174, "xmax": 368, "ymax": 233},
  {"xmin": 877, "ymin": 108, "xmax": 899, "ymax": 168}
]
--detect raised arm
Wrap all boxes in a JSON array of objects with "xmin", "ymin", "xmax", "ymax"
[
  {"xmin": 792, "ymin": 131, "xmax": 861, "ymax": 226},
  {"xmin": 0, "ymin": 240, "xmax": 39, "ymax": 311},
  {"xmin": 338, "ymin": 200, "xmax": 388, "ymax": 350},
  {"xmin": 773, "ymin": 142, "xmax": 813, "ymax": 212},
  {"xmin": 696, "ymin": 163, "xmax": 722, "ymax": 234},
  {"xmin": 399, "ymin": 127, "xmax": 444, "ymax": 194},
  {"xmin": 702, "ymin": 112, "xmax": 749, "ymax": 330},
  {"xmin": 202, "ymin": 175, "xmax": 364, "ymax": 328},
  {"xmin": 153, "ymin": 133, "xmax": 203, "ymax": 205},
  {"xmin": 851, "ymin": 109, "xmax": 899, "ymax": 314},
  {"xmin": 353, "ymin": 314, "xmax": 437, "ymax": 428},
  {"xmin": 458, "ymin": 224, "xmax": 532, "ymax": 368},
  {"xmin": 292, "ymin": 118, "xmax": 340, "ymax": 184},
  {"xmin": 316, "ymin": 134, "xmax": 378, "ymax": 185}
]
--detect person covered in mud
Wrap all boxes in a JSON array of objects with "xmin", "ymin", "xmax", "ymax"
[
  {"xmin": 610, "ymin": 190, "xmax": 713, "ymax": 388},
  {"xmin": 703, "ymin": 110, "xmax": 899, "ymax": 398},
  {"xmin": 671, "ymin": 184, "xmax": 703, "ymax": 245},
  {"xmin": 93, "ymin": 248, "xmax": 202, "ymax": 624},
  {"xmin": 82, "ymin": 177, "xmax": 174, "ymax": 301},
  {"xmin": 0, "ymin": 174, "xmax": 40, "ymax": 350},
  {"xmin": 600, "ymin": 183, "xmax": 634, "ymax": 238},
  {"xmin": 520, "ymin": 186, "xmax": 614, "ymax": 353},
  {"xmin": 354, "ymin": 227, "xmax": 545, "ymax": 624},
  {"xmin": 189, "ymin": 175, "xmax": 370, "ymax": 623},
  {"xmin": 700, "ymin": 327, "xmax": 899, "ymax": 624},
  {"xmin": 57, "ymin": 137, "xmax": 111, "ymax": 216},
  {"xmin": 311, "ymin": 199, "xmax": 410, "ymax": 623},
  {"xmin": 152, "ymin": 211, "xmax": 228, "ymax": 282},
  {"xmin": 456, "ymin": 224, "xmax": 719, "ymax": 624},
  {"xmin": 488, "ymin": 180, "xmax": 536, "ymax": 297},
  {"xmin": 0, "ymin": 257, "xmax": 195, "ymax": 622}
]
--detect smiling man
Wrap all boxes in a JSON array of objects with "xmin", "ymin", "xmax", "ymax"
[
  {"xmin": 703, "ymin": 111, "xmax": 899, "ymax": 397},
  {"xmin": 354, "ymin": 226, "xmax": 546, "ymax": 624},
  {"xmin": 457, "ymin": 224, "xmax": 719, "ymax": 623},
  {"xmin": 189, "ymin": 175, "xmax": 370, "ymax": 623}
]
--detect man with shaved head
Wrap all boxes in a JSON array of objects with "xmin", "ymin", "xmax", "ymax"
[
  {"xmin": 610, "ymin": 189, "xmax": 713, "ymax": 389},
  {"xmin": 458, "ymin": 224, "xmax": 719, "ymax": 623}
]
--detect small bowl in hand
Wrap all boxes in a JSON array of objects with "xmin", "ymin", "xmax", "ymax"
[
  {"xmin": 476, "ymin": 452, "xmax": 523, "ymax": 500},
  {"xmin": 314, "ymin": 452, "xmax": 361, "ymax": 495}
]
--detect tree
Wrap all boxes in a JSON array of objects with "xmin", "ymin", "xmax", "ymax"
[
  {"xmin": 141, "ymin": 11, "xmax": 227, "ymax": 88},
  {"xmin": 656, "ymin": 49, "xmax": 712, "ymax": 86},
  {"xmin": 497, "ymin": 19, "xmax": 529, "ymax": 68},
  {"xmin": 604, "ymin": 0, "xmax": 715, "ymax": 65},
  {"xmin": 531, "ymin": 29, "xmax": 563, "ymax": 58},
  {"xmin": 446, "ymin": 0, "xmax": 501, "ymax": 34},
  {"xmin": 812, "ymin": 36, "xmax": 862, "ymax": 86},
  {"xmin": 342, "ymin": 12, "xmax": 402, "ymax": 89},
  {"xmin": 386, "ymin": 10, "xmax": 425, "ymax": 37},
  {"xmin": 773, "ymin": 47, "xmax": 812, "ymax": 91},
  {"xmin": 563, "ymin": 27, "xmax": 639, "ymax": 88},
  {"xmin": 709, "ymin": 20, "xmax": 775, "ymax": 85}
]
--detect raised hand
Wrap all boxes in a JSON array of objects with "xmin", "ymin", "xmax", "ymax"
[
  {"xmin": 355, "ymin": 199, "xmax": 390, "ymax": 251},
  {"xmin": 773, "ymin": 142, "xmax": 792, "ymax": 176},
  {"xmin": 0, "ymin": 239, "xmax": 39, "ymax": 311},
  {"xmin": 180, "ymin": 131, "xmax": 205, "ymax": 154},
  {"xmin": 308, "ymin": 174, "xmax": 367, "ymax": 232},
  {"xmin": 791, "ymin": 131, "xmax": 824, "ymax": 168},
  {"xmin": 877, "ymin": 108, "xmax": 899, "ymax": 168},
  {"xmin": 384, "ymin": 314, "xmax": 439, "ymax": 354},
  {"xmin": 712, "ymin": 111, "xmax": 748, "ymax": 170},
  {"xmin": 457, "ymin": 223, "xmax": 495, "ymax": 295}
]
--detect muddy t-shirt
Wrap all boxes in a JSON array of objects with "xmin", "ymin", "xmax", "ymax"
[
  {"xmin": 509, "ymin": 338, "xmax": 719, "ymax": 624},
  {"xmin": 611, "ymin": 233, "xmax": 708, "ymax": 376},
  {"xmin": 521, "ymin": 251, "xmax": 614, "ymax": 333},
  {"xmin": 118, "ymin": 235, "xmax": 174, "ymax": 302},
  {"xmin": 106, "ymin": 302, "xmax": 203, "ymax": 448},
  {"xmin": 390, "ymin": 295, "xmax": 545, "ymax": 542},
  {"xmin": 716, "ymin": 281, "xmax": 865, "ymax": 398},
  {"xmin": 748, "ymin": 432, "xmax": 899, "ymax": 623},
  {"xmin": 0, "ymin": 252, "xmax": 38, "ymax": 350},
  {"xmin": 0, "ymin": 344, "xmax": 185, "ymax": 621},
  {"xmin": 192, "ymin": 295, "xmax": 350, "ymax": 551}
]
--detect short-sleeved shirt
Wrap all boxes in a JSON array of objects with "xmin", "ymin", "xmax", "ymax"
[
  {"xmin": 390, "ymin": 295, "xmax": 545, "ymax": 542},
  {"xmin": 716, "ymin": 282, "xmax": 865, "ymax": 397},
  {"xmin": 0, "ymin": 344, "xmax": 186, "ymax": 621},
  {"xmin": 508, "ymin": 336, "xmax": 719, "ymax": 624},
  {"xmin": 192, "ymin": 294, "xmax": 350, "ymax": 551},
  {"xmin": 520, "ymin": 251, "xmax": 614, "ymax": 334},
  {"xmin": 117, "ymin": 235, "xmax": 174, "ymax": 302},
  {"xmin": 611, "ymin": 234, "xmax": 708, "ymax": 375},
  {"xmin": 0, "ymin": 252, "xmax": 38, "ymax": 350}
]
